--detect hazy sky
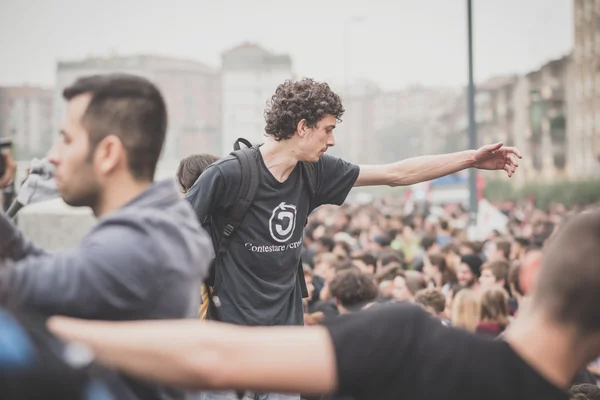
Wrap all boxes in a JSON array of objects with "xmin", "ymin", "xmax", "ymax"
[{"xmin": 1, "ymin": 0, "xmax": 573, "ymax": 90}]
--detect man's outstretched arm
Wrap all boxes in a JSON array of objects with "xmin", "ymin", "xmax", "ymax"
[
  {"xmin": 354, "ymin": 142, "xmax": 522, "ymax": 187},
  {"xmin": 48, "ymin": 317, "xmax": 338, "ymax": 395}
]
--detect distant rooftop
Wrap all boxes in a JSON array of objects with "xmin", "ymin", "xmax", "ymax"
[
  {"xmin": 58, "ymin": 54, "xmax": 217, "ymax": 74},
  {"xmin": 478, "ymin": 75, "xmax": 519, "ymax": 91},
  {"xmin": 221, "ymin": 42, "xmax": 292, "ymax": 70},
  {"xmin": 525, "ymin": 54, "xmax": 571, "ymax": 79},
  {"xmin": 0, "ymin": 85, "xmax": 53, "ymax": 97}
]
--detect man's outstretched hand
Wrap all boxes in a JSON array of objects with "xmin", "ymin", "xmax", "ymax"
[
  {"xmin": 0, "ymin": 151, "xmax": 16, "ymax": 189},
  {"xmin": 472, "ymin": 142, "xmax": 522, "ymax": 177}
]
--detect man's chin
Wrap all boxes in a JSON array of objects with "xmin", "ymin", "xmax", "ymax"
[{"xmin": 61, "ymin": 193, "xmax": 90, "ymax": 209}]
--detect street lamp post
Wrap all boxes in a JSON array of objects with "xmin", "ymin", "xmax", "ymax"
[{"xmin": 466, "ymin": 0, "xmax": 478, "ymax": 223}]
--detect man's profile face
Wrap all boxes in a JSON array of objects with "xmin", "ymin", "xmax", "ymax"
[
  {"xmin": 300, "ymin": 114, "xmax": 336, "ymax": 162},
  {"xmin": 49, "ymin": 93, "xmax": 101, "ymax": 209}
]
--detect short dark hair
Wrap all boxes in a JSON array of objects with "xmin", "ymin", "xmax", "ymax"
[
  {"xmin": 415, "ymin": 288, "xmax": 446, "ymax": 315},
  {"xmin": 420, "ymin": 235, "xmax": 437, "ymax": 251},
  {"xmin": 176, "ymin": 153, "xmax": 219, "ymax": 192},
  {"xmin": 514, "ymin": 236, "xmax": 530, "ymax": 248},
  {"xmin": 441, "ymin": 243, "xmax": 461, "ymax": 256},
  {"xmin": 264, "ymin": 78, "xmax": 345, "ymax": 141},
  {"xmin": 317, "ymin": 236, "xmax": 335, "ymax": 252},
  {"xmin": 379, "ymin": 250, "xmax": 404, "ymax": 268},
  {"xmin": 374, "ymin": 262, "xmax": 404, "ymax": 284},
  {"xmin": 352, "ymin": 252, "xmax": 378, "ymax": 269},
  {"xmin": 439, "ymin": 220, "xmax": 449, "ymax": 231},
  {"xmin": 329, "ymin": 270, "xmax": 378, "ymax": 309},
  {"xmin": 533, "ymin": 211, "xmax": 600, "ymax": 333},
  {"xmin": 63, "ymin": 74, "xmax": 167, "ymax": 181}
]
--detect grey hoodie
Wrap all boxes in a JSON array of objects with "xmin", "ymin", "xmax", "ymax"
[{"xmin": 0, "ymin": 178, "xmax": 214, "ymax": 400}]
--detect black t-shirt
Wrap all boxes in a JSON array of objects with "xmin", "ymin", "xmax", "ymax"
[
  {"xmin": 324, "ymin": 302, "xmax": 569, "ymax": 400},
  {"xmin": 186, "ymin": 149, "xmax": 359, "ymax": 326}
]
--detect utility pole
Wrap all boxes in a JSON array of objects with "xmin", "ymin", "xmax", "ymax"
[{"xmin": 466, "ymin": 0, "xmax": 478, "ymax": 223}]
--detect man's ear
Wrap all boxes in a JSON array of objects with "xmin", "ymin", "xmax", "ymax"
[
  {"xmin": 296, "ymin": 119, "xmax": 308, "ymax": 138},
  {"xmin": 94, "ymin": 134, "xmax": 125, "ymax": 176}
]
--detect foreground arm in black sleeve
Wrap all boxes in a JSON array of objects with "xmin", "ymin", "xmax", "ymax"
[{"xmin": 48, "ymin": 303, "xmax": 425, "ymax": 397}]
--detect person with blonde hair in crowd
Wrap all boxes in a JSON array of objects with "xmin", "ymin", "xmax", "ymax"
[
  {"xmin": 476, "ymin": 286, "xmax": 510, "ymax": 338},
  {"xmin": 451, "ymin": 288, "xmax": 481, "ymax": 333}
]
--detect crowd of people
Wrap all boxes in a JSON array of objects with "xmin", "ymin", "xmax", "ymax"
[
  {"xmin": 299, "ymin": 196, "xmax": 600, "ymax": 385},
  {"xmin": 1, "ymin": 72, "xmax": 599, "ymax": 400}
]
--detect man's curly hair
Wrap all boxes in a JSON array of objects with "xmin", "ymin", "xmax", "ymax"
[
  {"xmin": 329, "ymin": 269, "xmax": 378, "ymax": 309},
  {"xmin": 264, "ymin": 78, "xmax": 345, "ymax": 141}
]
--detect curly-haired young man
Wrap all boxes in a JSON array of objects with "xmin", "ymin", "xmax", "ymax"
[{"xmin": 185, "ymin": 78, "xmax": 521, "ymax": 399}]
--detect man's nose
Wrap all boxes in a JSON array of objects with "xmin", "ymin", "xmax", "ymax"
[
  {"xmin": 46, "ymin": 141, "xmax": 60, "ymax": 165},
  {"xmin": 327, "ymin": 133, "xmax": 336, "ymax": 147}
]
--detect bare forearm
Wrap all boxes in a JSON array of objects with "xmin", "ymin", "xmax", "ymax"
[
  {"xmin": 48, "ymin": 317, "xmax": 337, "ymax": 395},
  {"xmin": 388, "ymin": 150, "xmax": 475, "ymax": 186}
]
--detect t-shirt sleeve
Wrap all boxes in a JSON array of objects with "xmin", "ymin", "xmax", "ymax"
[
  {"xmin": 314, "ymin": 154, "xmax": 360, "ymax": 207},
  {"xmin": 323, "ymin": 303, "xmax": 429, "ymax": 398},
  {"xmin": 185, "ymin": 163, "xmax": 231, "ymax": 223}
]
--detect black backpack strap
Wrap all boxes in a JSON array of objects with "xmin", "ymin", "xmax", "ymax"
[
  {"xmin": 296, "ymin": 161, "xmax": 318, "ymax": 300},
  {"xmin": 206, "ymin": 146, "xmax": 260, "ymax": 321},
  {"xmin": 219, "ymin": 147, "xmax": 259, "ymax": 255},
  {"xmin": 233, "ymin": 137, "xmax": 254, "ymax": 151}
]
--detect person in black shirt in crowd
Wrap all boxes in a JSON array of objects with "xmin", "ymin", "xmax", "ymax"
[
  {"xmin": 48, "ymin": 210, "xmax": 600, "ymax": 400},
  {"xmin": 185, "ymin": 77, "xmax": 519, "ymax": 400}
]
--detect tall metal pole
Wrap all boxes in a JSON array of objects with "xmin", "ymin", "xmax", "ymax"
[
  {"xmin": 466, "ymin": 0, "xmax": 478, "ymax": 223},
  {"xmin": 344, "ymin": 21, "xmax": 350, "ymax": 92}
]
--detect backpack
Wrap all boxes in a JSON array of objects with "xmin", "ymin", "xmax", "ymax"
[{"xmin": 203, "ymin": 137, "xmax": 317, "ymax": 321}]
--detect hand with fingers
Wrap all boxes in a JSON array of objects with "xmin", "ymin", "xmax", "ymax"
[{"xmin": 472, "ymin": 142, "xmax": 523, "ymax": 178}]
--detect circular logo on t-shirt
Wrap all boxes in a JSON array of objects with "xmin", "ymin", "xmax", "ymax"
[{"xmin": 269, "ymin": 202, "xmax": 297, "ymax": 243}]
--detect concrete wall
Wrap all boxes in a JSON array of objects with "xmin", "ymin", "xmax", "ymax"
[{"xmin": 16, "ymin": 199, "xmax": 96, "ymax": 251}]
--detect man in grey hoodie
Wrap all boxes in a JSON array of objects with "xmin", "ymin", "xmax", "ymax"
[{"xmin": 0, "ymin": 74, "xmax": 213, "ymax": 400}]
